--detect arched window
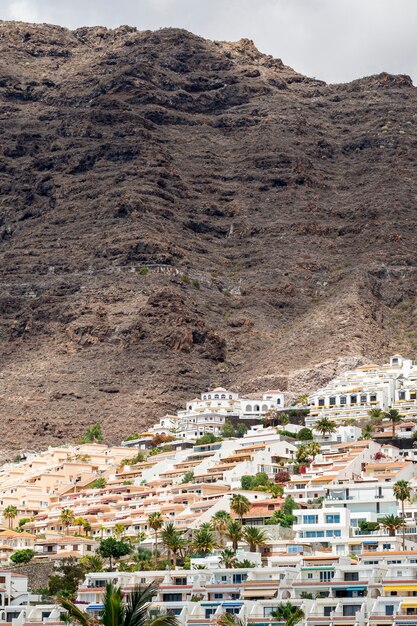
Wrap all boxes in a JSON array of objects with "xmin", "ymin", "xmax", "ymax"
[
  {"xmin": 203, "ymin": 395, "xmax": 206, "ymax": 400},
  {"xmin": 221, "ymin": 394, "xmax": 226, "ymax": 399},
  {"xmin": 208, "ymin": 395, "xmax": 211, "ymax": 399},
  {"xmin": 261, "ymin": 404, "xmax": 268, "ymax": 412},
  {"xmin": 246, "ymin": 405, "xmax": 252, "ymax": 412},
  {"xmin": 254, "ymin": 404, "xmax": 260, "ymax": 412},
  {"xmin": 229, "ymin": 395, "xmax": 232, "ymax": 399},
  {"xmin": 214, "ymin": 394, "xmax": 219, "ymax": 399}
]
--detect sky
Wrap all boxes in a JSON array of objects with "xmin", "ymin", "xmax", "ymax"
[{"xmin": 1, "ymin": 0, "xmax": 416, "ymax": 84}]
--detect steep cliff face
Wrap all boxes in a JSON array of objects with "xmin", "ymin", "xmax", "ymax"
[{"xmin": 0, "ymin": 22, "xmax": 416, "ymax": 455}]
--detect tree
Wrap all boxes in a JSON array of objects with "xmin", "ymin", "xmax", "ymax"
[
  {"xmin": 368, "ymin": 408, "xmax": 384, "ymax": 422},
  {"xmin": 296, "ymin": 394, "xmax": 309, "ymax": 406},
  {"xmin": 271, "ymin": 602, "xmax": 305, "ymax": 626},
  {"xmin": 220, "ymin": 421, "xmax": 235, "ymax": 438},
  {"xmin": 78, "ymin": 422, "xmax": 103, "ymax": 444},
  {"xmin": 380, "ymin": 514, "xmax": 404, "ymax": 537},
  {"xmin": 59, "ymin": 581, "xmax": 178, "ymax": 626},
  {"xmin": 235, "ymin": 423, "xmax": 247, "ymax": 438},
  {"xmin": 148, "ymin": 512, "xmax": 163, "ymax": 563},
  {"xmin": 219, "ymin": 549, "xmax": 238, "ymax": 569},
  {"xmin": 230, "ymin": 494, "xmax": 251, "ymax": 523},
  {"xmin": 295, "ymin": 445, "xmax": 309, "ymax": 464},
  {"xmin": 3, "ymin": 506, "xmax": 18, "ymax": 529},
  {"xmin": 305, "ymin": 442, "xmax": 321, "ymax": 459},
  {"xmin": 192, "ymin": 525, "xmax": 217, "ymax": 556},
  {"xmin": 243, "ymin": 526, "xmax": 268, "ymax": 552},
  {"xmin": 265, "ymin": 497, "xmax": 297, "ymax": 528},
  {"xmin": 79, "ymin": 554, "xmax": 105, "ymax": 573},
  {"xmin": 226, "ymin": 521, "xmax": 243, "ymax": 551},
  {"xmin": 48, "ymin": 557, "xmax": 86, "ymax": 599},
  {"xmin": 297, "ymin": 428, "xmax": 313, "ymax": 441},
  {"xmin": 385, "ymin": 408, "xmax": 402, "ymax": 438},
  {"xmin": 60, "ymin": 509, "xmax": 75, "ymax": 535},
  {"xmin": 17, "ymin": 517, "xmax": 33, "ymax": 531},
  {"xmin": 91, "ymin": 477, "xmax": 106, "ymax": 489},
  {"xmin": 97, "ymin": 537, "xmax": 132, "ymax": 571},
  {"xmin": 394, "ymin": 480, "xmax": 412, "ymax": 550},
  {"xmin": 161, "ymin": 523, "xmax": 185, "ymax": 569},
  {"xmin": 133, "ymin": 547, "xmax": 153, "ymax": 571},
  {"xmin": 215, "ymin": 614, "xmax": 246, "ymax": 626},
  {"xmin": 361, "ymin": 423, "xmax": 374, "ymax": 440},
  {"xmin": 114, "ymin": 523, "xmax": 126, "ymax": 538},
  {"xmin": 10, "ymin": 549, "xmax": 35, "ymax": 564},
  {"xmin": 181, "ymin": 471, "xmax": 194, "ymax": 484},
  {"xmin": 315, "ymin": 418, "xmax": 336, "ymax": 438},
  {"xmin": 211, "ymin": 510, "xmax": 232, "ymax": 547},
  {"xmin": 195, "ymin": 433, "xmax": 220, "ymax": 445},
  {"xmin": 74, "ymin": 517, "xmax": 87, "ymax": 535}
]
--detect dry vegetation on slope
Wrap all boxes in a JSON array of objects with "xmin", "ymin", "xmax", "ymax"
[{"xmin": 0, "ymin": 22, "xmax": 416, "ymax": 454}]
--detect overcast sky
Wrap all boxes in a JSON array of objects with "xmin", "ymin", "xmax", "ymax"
[{"xmin": 1, "ymin": 0, "xmax": 416, "ymax": 84}]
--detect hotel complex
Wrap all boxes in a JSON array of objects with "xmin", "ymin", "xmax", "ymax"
[{"xmin": 1, "ymin": 355, "xmax": 417, "ymax": 625}]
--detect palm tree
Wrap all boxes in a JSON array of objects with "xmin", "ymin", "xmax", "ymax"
[
  {"xmin": 394, "ymin": 480, "xmax": 412, "ymax": 550},
  {"xmin": 271, "ymin": 602, "xmax": 305, "ymax": 626},
  {"xmin": 215, "ymin": 613, "xmax": 246, "ymax": 626},
  {"xmin": 315, "ymin": 418, "xmax": 336, "ymax": 438},
  {"xmin": 58, "ymin": 581, "xmax": 178, "ymax": 626},
  {"xmin": 219, "ymin": 549, "xmax": 238, "ymax": 569},
  {"xmin": 59, "ymin": 509, "xmax": 75, "ymax": 535},
  {"xmin": 380, "ymin": 514, "xmax": 404, "ymax": 537},
  {"xmin": 79, "ymin": 554, "xmax": 105, "ymax": 572},
  {"xmin": 192, "ymin": 525, "xmax": 217, "ymax": 556},
  {"xmin": 385, "ymin": 408, "xmax": 402, "ymax": 438},
  {"xmin": 305, "ymin": 442, "xmax": 321, "ymax": 459},
  {"xmin": 148, "ymin": 512, "xmax": 163, "ymax": 563},
  {"xmin": 161, "ymin": 523, "xmax": 185, "ymax": 569},
  {"xmin": 3, "ymin": 505, "xmax": 18, "ymax": 529},
  {"xmin": 114, "ymin": 523, "xmax": 126, "ymax": 538},
  {"xmin": 243, "ymin": 526, "xmax": 268, "ymax": 553},
  {"xmin": 226, "ymin": 520, "xmax": 243, "ymax": 551},
  {"xmin": 74, "ymin": 517, "xmax": 87, "ymax": 535},
  {"xmin": 230, "ymin": 494, "xmax": 251, "ymax": 523},
  {"xmin": 368, "ymin": 407, "xmax": 384, "ymax": 422},
  {"xmin": 211, "ymin": 511, "xmax": 232, "ymax": 547},
  {"xmin": 361, "ymin": 423, "xmax": 374, "ymax": 440}
]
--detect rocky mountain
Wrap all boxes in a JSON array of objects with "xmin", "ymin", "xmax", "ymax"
[{"xmin": 0, "ymin": 21, "xmax": 416, "ymax": 456}]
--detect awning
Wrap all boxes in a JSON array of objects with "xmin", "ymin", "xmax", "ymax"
[
  {"xmin": 241, "ymin": 589, "xmax": 277, "ymax": 599},
  {"xmin": 222, "ymin": 601, "xmax": 243, "ymax": 607},
  {"xmin": 86, "ymin": 604, "xmax": 104, "ymax": 611},
  {"xmin": 346, "ymin": 586, "xmax": 366, "ymax": 592},
  {"xmin": 384, "ymin": 585, "xmax": 417, "ymax": 592},
  {"xmin": 362, "ymin": 541, "xmax": 378, "ymax": 544},
  {"xmin": 402, "ymin": 600, "xmax": 417, "ymax": 608}
]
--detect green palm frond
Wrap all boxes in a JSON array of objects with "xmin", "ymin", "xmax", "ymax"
[{"xmin": 58, "ymin": 595, "xmax": 91, "ymax": 626}]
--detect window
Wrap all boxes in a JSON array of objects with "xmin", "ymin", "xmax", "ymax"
[
  {"xmin": 326, "ymin": 530, "xmax": 341, "ymax": 537},
  {"xmin": 318, "ymin": 398, "xmax": 325, "ymax": 406},
  {"xmin": 214, "ymin": 593, "xmax": 223, "ymax": 599},
  {"xmin": 326, "ymin": 514, "xmax": 340, "ymax": 524},
  {"xmin": 370, "ymin": 394, "xmax": 377, "ymax": 402},
  {"xmin": 277, "ymin": 398, "xmax": 281, "ymax": 405},
  {"xmin": 305, "ymin": 531, "xmax": 325, "ymax": 538},
  {"xmin": 411, "ymin": 391, "xmax": 417, "ymax": 400},
  {"xmin": 400, "ymin": 391, "xmax": 406, "ymax": 400},
  {"xmin": 329, "ymin": 397, "xmax": 336, "ymax": 406},
  {"xmin": 392, "ymin": 358, "xmax": 399, "ymax": 364},
  {"xmin": 350, "ymin": 395, "xmax": 357, "ymax": 404},
  {"xmin": 324, "ymin": 607, "xmax": 336, "ymax": 617},
  {"xmin": 245, "ymin": 405, "xmax": 252, "ymax": 412},
  {"xmin": 385, "ymin": 606, "xmax": 394, "ymax": 616},
  {"xmin": 360, "ymin": 395, "xmax": 367, "ymax": 403},
  {"xmin": 303, "ymin": 515, "xmax": 318, "ymax": 524},
  {"xmin": 162, "ymin": 594, "xmax": 182, "ymax": 602},
  {"xmin": 307, "ymin": 573, "xmax": 313, "ymax": 579},
  {"xmin": 254, "ymin": 405, "xmax": 260, "ymax": 411},
  {"xmin": 340, "ymin": 396, "xmax": 347, "ymax": 405},
  {"xmin": 320, "ymin": 571, "xmax": 334, "ymax": 582},
  {"xmin": 343, "ymin": 605, "xmax": 361, "ymax": 617}
]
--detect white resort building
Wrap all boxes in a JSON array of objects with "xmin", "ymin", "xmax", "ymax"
[
  {"xmin": 308, "ymin": 354, "xmax": 417, "ymax": 425},
  {"xmin": 149, "ymin": 387, "xmax": 285, "ymax": 440}
]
